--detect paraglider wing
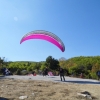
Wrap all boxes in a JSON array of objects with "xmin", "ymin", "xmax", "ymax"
[{"xmin": 20, "ymin": 30, "xmax": 65, "ymax": 52}]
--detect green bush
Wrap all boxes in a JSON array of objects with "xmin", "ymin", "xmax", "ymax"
[
  {"xmin": 84, "ymin": 74, "xmax": 92, "ymax": 79},
  {"xmin": 21, "ymin": 70, "xmax": 28, "ymax": 75},
  {"xmin": 27, "ymin": 67, "xmax": 33, "ymax": 71},
  {"xmin": 90, "ymin": 72, "xmax": 97, "ymax": 79},
  {"xmin": 15, "ymin": 69, "xmax": 21, "ymax": 75}
]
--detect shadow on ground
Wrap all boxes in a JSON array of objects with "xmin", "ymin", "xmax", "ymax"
[
  {"xmin": 0, "ymin": 97, "xmax": 9, "ymax": 100},
  {"xmin": 0, "ymin": 75, "xmax": 5, "ymax": 78},
  {"xmin": 48, "ymin": 77, "xmax": 56, "ymax": 78},
  {"xmin": 54, "ymin": 80, "xmax": 100, "ymax": 84},
  {"xmin": 0, "ymin": 76, "xmax": 14, "ymax": 80}
]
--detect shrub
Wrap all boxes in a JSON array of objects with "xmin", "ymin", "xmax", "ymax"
[
  {"xmin": 90, "ymin": 72, "xmax": 97, "ymax": 79},
  {"xmin": 15, "ymin": 69, "xmax": 21, "ymax": 75}
]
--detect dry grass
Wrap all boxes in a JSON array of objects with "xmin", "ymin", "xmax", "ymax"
[{"xmin": 0, "ymin": 79, "xmax": 100, "ymax": 100}]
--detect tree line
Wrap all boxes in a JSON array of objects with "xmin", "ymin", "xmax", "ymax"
[{"xmin": 0, "ymin": 56, "xmax": 100, "ymax": 79}]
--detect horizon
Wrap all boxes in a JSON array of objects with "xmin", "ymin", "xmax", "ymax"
[{"xmin": 4, "ymin": 55, "xmax": 100, "ymax": 62}]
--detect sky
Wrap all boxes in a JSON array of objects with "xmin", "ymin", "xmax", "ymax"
[{"xmin": 0, "ymin": 0, "xmax": 100, "ymax": 62}]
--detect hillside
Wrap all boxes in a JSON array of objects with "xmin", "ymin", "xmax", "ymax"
[{"xmin": 0, "ymin": 56, "xmax": 100, "ymax": 79}]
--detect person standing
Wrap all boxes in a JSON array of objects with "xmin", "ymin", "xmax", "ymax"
[
  {"xmin": 59, "ymin": 68, "xmax": 65, "ymax": 81},
  {"xmin": 96, "ymin": 70, "xmax": 100, "ymax": 80},
  {"xmin": 1, "ymin": 67, "xmax": 6, "ymax": 75},
  {"xmin": 43, "ymin": 67, "xmax": 48, "ymax": 76}
]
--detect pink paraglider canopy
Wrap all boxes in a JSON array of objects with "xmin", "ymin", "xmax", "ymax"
[{"xmin": 20, "ymin": 30, "xmax": 65, "ymax": 52}]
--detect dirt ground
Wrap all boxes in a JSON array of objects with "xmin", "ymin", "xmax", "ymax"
[{"xmin": 0, "ymin": 78, "xmax": 100, "ymax": 100}]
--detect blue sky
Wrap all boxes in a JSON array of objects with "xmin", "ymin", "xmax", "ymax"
[{"xmin": 0, "ymin": 0, "xmax": 100, "ymax": 62}]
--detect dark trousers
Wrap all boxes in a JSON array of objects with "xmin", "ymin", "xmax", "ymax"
[
  {"xmin": 43, "ymin": 72, "xmax": 48, "ymax": 76},
  {"xmin": 97, "ymin": 75, "xmax": 100, "ymax": 80},
  {"xmin": 60, "ymin": 74, "xmax": 65, "ymax": 81}
]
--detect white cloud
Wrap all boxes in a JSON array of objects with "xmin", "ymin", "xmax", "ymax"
[{"xmin": 14, "ymin": 17, "xmax": 18, "ymax": 21}]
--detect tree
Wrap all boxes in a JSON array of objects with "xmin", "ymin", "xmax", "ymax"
[
  {"xmin": 0, "ymin": 57, "xmax": 5, "ymax": 69},
  {"xmin": 46, "ymin": 56, "xmax": 59, "ymax": 70},
  {"xmin": 40, "ymin": 62, "xmax": 47, "ymax": 70},
  {"xmin": 86, "ymin": 63, "xmax": 92, "ymax": 70},
  {"xmin": 15, "ymin": 69, "xmax": 21, "ymax": 75}
]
